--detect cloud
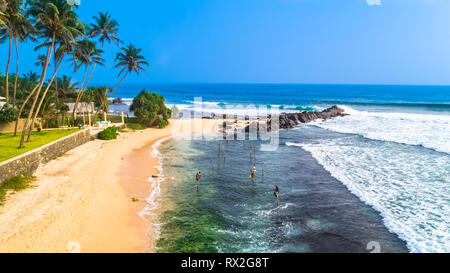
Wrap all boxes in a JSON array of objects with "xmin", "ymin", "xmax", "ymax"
[{"xmin": 367, "ymin": 0, "xmax": 381, "ymax": 5}]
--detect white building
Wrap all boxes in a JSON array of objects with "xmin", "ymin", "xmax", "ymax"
[
  {"xmin": 0, "ymin": 96, "xmax": 5, "ymax": 109},
  {"xmin": 66, "ymin": 102, "xmax": 95, "ymax": 114}
]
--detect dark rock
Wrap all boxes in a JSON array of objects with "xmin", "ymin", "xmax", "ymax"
[{"xmin": 243, "ymin": 105, "xmax": 348, "ymax": 132}]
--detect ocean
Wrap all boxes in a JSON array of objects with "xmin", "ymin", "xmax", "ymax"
[{"xmin": 113, "ymin": 84, "xmax": 450, "ymax": 253}]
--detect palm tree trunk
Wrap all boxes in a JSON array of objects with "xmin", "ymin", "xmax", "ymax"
[
  {"xmin": 78, "ymin": 41, "xmax": 104, "ymax": 121},
  {"xmin": 71, "ymin": 65, "xmax": 88, "ymax": 123},
  {"xmin": 5, "ymin": 36, "xmax": 11, "ymax": 107},
  {"xmin": 94, "ymin": 71, "xmax": 128, "ymax": 116},
  {"xmin": 27, "ymin": 56, "xmax": 64, "ymax": 141},
  {"xmin": 54, "ymin": 57, "xmax": 58, "ymax": 103},
  {"xmin": 13, "ymin": 37, "xmax": 19, "ymax": 108},
  {"xmin": 13, "ymin": 84, "xmax": 38, "ymax": 136},
  {"xmin": 20, "ymin": 35, "xmax": 55, "ymax": 148}
]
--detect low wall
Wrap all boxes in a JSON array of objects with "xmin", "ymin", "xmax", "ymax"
[
  {"xmin": 0, "ymin": 128, "xmax": 94, "ymax": 184},
  {"xmin": 0, "ymin": 119, "xmax": 26, "ymax": 134}
]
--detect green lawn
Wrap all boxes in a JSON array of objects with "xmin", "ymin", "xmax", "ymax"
[{"xmin": 0, "ymin": 129, "xmax": 80, "ymax": 162}]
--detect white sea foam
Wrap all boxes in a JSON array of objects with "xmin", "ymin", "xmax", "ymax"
[
  {"xmin": 172, "ymin": 102, "xmax": 322, "ymax": 117},
  {"xmin": 311, "ymin": 105, "xmax": 450, "ymax": 154},
  {"xmin": 287, "ymin": 138, "xmax": 450, "ymax": 253},
  {"xmin": 138, "ymin": 136, "xmax": 174, "ymax": 218}
]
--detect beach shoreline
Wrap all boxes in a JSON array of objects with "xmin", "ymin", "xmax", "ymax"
[{"xmin": 0, "ymin": 119, "xmax": 219, "ymax": 253}]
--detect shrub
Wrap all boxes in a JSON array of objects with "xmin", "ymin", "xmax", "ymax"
[
  {"xmin": 98, "ymin": 126, "xmax": 118, "ymax": 140},
  {"xmin": 130, "ymin": 90, "xmax": 170, "ymax": 128},
  {"xmin": 0, "ymin": 106, "xmax": 18, "ymax": 123},
  {"xmin": 157, "ymin": 117, "xmax": 169, "ymax": 128}
]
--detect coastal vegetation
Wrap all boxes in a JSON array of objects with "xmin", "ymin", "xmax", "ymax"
[
  {"xmin": 97, "ymin": 126, "xmax": 117, "ymax": 140},
  {"xmin": 0, "ymin": 128, "xmax": 78, "ymax": 161},
  {"xmin": 0, "ymin": 0, "xmax": 150, "ymax": 147},
  {"xmin": 130, "ymin": 90, "xmax": 171, "ymax": 129},
  {"xmin": 0, "ymin": 174, "xmax": 35, "ymax": 205}
]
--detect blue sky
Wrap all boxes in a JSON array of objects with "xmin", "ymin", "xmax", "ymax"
[{"xmin": 2, "ymin": 0, "xmax": 450, "ymax": 85}]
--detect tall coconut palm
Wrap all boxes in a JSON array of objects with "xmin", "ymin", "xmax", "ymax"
[
  {"xmin": 6, "ymin": 0, "xmax": 34, "ymax": 108},
  {"xmin": 0, "ymin": 0, "xmax": 34, "ymax": 107},
  {"xmin": 74, "ymin": 12, "xmax": 120, "ymax": 120},
  {"xmin": 71, "ymin": 39, "xmax": 104, "ymax": 121},
  {"xmin": 95, "ymin": 44, "xmax": 149, "ymax": 115},
  {"xmin": 89, "ymin": 12, "xmax": 120, "ymax": 49},
  {"xmin": 12, "ymin": 53, "xmax": 50, "ymax": 136},
  {"xmin": 27, "ymin": 44, "xmax": 68, "ymax": 140},
  {"xmin": 20, "ymin": 0, "xmax": 83, "ymax": 147}
]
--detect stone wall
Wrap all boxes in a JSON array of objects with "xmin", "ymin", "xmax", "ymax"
[
  {"xmin": 0, "ymin": 119, "xmax": 27, "ymax": 134},
  {"xmin": 0, "ymin": 128, "xmax": 94, "ymax": 184}
]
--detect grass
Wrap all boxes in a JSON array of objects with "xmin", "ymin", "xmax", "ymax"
[
  {"xmin": 0, "ymin": 174, "xmax": 36, "ymax": 206},
  {"xmin": 126, "ymin": 123, "xmax": 147, "ymax": 131},
  {"xmin": 0, "ymin": 128, "xmax": 80, "ymax": 162}
]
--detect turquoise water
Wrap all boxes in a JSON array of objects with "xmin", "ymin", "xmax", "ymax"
[{"xmin": 127, "ymin": 84, "xmax": 449, "ymax": 253}]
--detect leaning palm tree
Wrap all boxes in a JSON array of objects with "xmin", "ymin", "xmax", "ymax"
[
  {"xmin": 13, "ymin": 53, "xmax": 52, "ymax": 136},
  {"xmin": 71, "ymin": 39, "xmax": 104, "ymax": 121},
  {"xmin": 26, "ymin": 41, "xmax": 74, "ymax": 140},
  {"xmin": 19, "ymin": 0, "xmax": 83, "ymax": 147},
  {"xmin": 0, "ymin": 0, "xmax": 34, "ymax": 107},
  {"xmin": 7, "ymin": 0, "xmax": 34, "ymax": 108},
  {"xmin": 95, "ymin": 43, "xmax": 149, "ymax": 115}
]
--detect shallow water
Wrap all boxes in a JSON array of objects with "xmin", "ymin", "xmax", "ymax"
[{"xmin": 155, "ymin": 128, "xmax": 412, "ymax": 253}]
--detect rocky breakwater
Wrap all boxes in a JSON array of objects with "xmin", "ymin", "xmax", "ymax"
[
  {"xmin": 277, "ymin": 105, "xmax": 348, "ymax": 129},
  {"xmin": 241, "ymin": 105, "xmax": 348, "ymax": 133}
]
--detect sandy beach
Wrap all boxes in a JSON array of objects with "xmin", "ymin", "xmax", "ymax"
[{"xmin": 0, "ymin": 119, "xmax": 219, "ymax": 253}]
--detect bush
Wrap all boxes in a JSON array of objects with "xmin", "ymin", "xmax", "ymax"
[
  {"xmin": 157, "ymin": 117, "xmax": 169, "ymax": 128},
  {"xmin": 0, "ymin": 106, "xmax": 18, "ymax": 123},
  {"xmin": 98, "ymin": 126, "xmax": 118, "ymax": 140},
  {"xmin": 130, "ymin": 90, "xmax": 170, "ymax": 128}
]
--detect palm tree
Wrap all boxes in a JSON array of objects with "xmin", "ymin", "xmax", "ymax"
[
  {"xmin": 0, "ymin": 1, "xmax": 6, "ymax": 26},
  {"xmin": 89, "ymin": 12, "xmax": 121, "ymax": 49},
  {"xmin": 23, "ymin": 70, "xmax": 38, "ymax": 82},
  {"xmin": 71, "ymin": 39, "xmax": 104, "ymax": 121},
  {"xmin": 33, "ymin": 54, "xmax": 48, "ymax": 68},
  {"xmin": 20, "ymin": 0, "xmax": 83, "ymax": 147},
  {"xmin": 13, "ymin": 54, "xmax": 50, "ymax": 136},
  {"xmin": 96, "ymin": 44, "xmax": 149, "ymax": 115},
  {"xmin": 0, "ymin": 0, "xmax": 34, "ymax": 108},
  {"xmin": 8, "ymin": 0, "xmax": 34, "ymax": 108},
  {"xmin": 57, "ymin": 75, "xmax": 77, "ymax": 100}
]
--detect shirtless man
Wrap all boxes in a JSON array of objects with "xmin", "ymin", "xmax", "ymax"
[{"xmin": 196, "ymin": 171, "xmax": 202, "ymax": 184}]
